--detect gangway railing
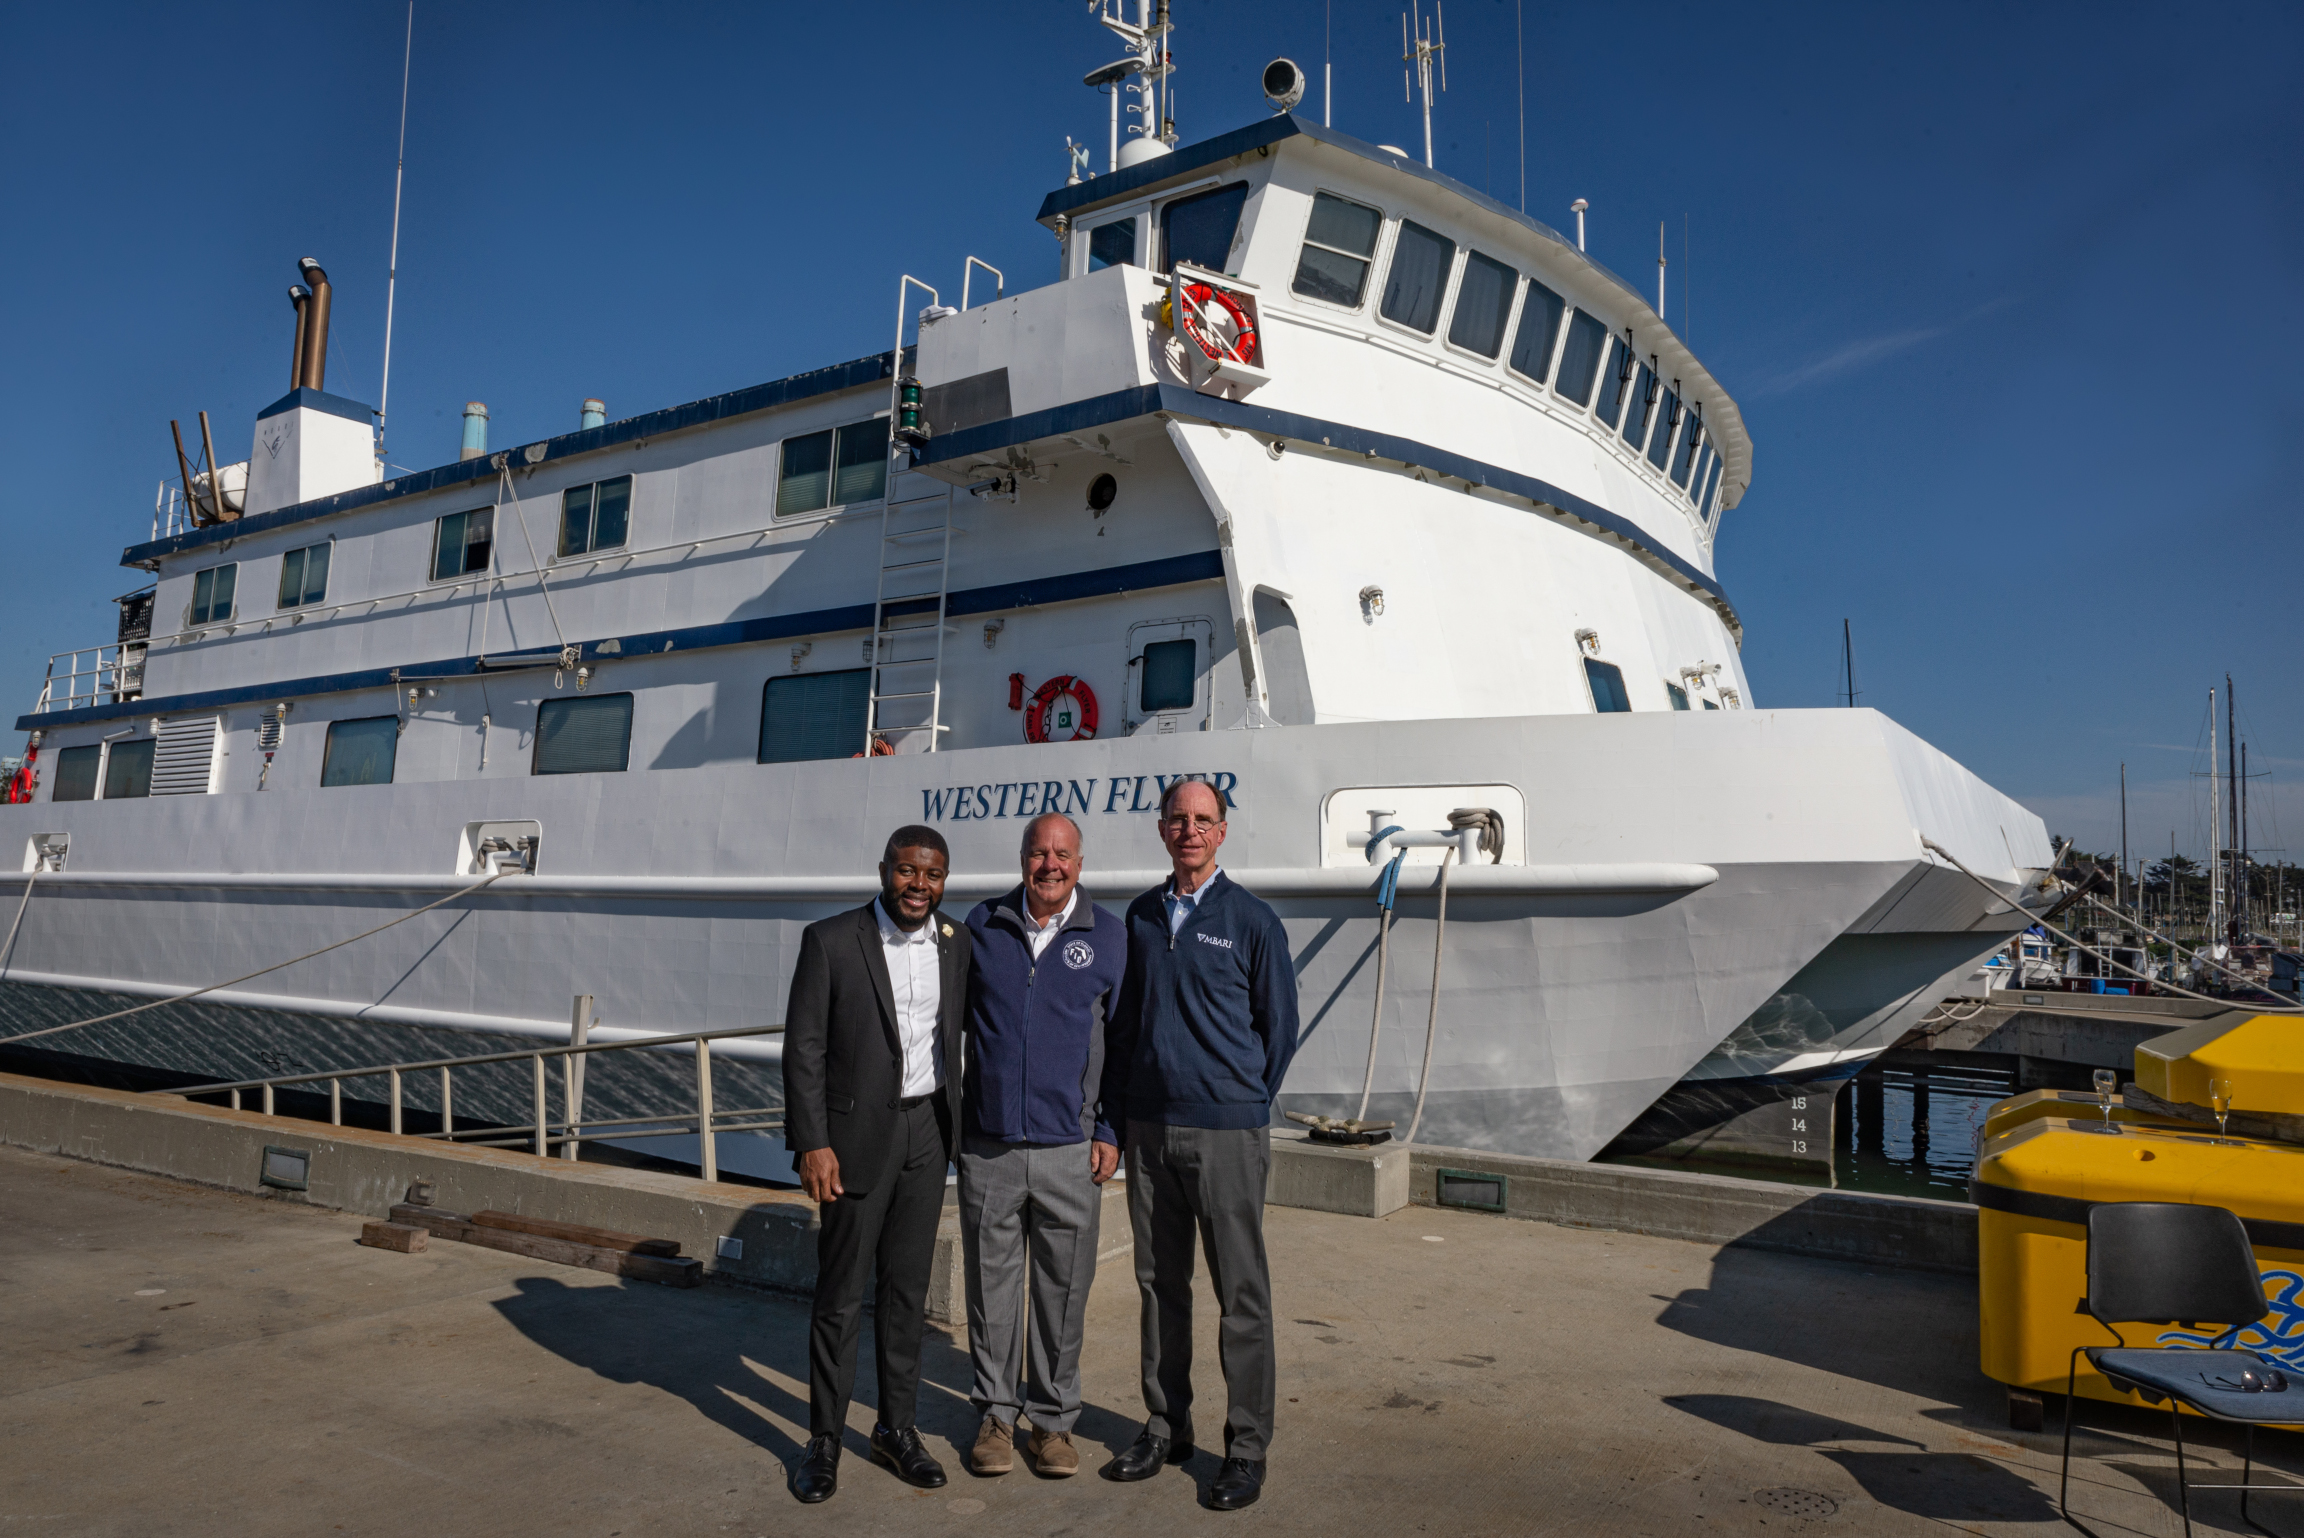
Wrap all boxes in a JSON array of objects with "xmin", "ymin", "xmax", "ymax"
[{"xmin": 168, "ymin": 1020, "xmax": 785, "ymax": 1183}]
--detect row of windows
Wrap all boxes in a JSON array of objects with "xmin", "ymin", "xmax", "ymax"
[
  {"xmin": 1083, "ymin": 181, "xmax": 1252, "ymax": 278},
  {"xmin": 1288, "ymin": 190, "xmax": 1728, "ymax": 526},
  {"xmin": 1583, "ymin": 657, "xmax": 1730, "ymax": 714},
  {"xmin": 180, "ymin": 475, "xmax": 641, "ymax": 631}
]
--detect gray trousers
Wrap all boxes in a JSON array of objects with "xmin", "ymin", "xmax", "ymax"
[
  {"xmin": 1126, "ymin": 1120, "xmax": 1275, "ymax": 1460},
  {"xmin": 957, "ymin": 1134, "xmax": 1103, "ymax": 1433}
]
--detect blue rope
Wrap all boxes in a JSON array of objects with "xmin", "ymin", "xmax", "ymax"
[{"xmin": 1371, "ymin": 827, "xmax": 1406, "ymax": 913}]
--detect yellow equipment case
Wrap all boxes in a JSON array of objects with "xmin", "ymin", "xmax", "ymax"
[{"xmin": 1972, "ymin": 1013, "xmax": 2304, "ymax": 1421}]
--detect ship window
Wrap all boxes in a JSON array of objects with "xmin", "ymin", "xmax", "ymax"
[
  {"xmin": 759, "ymin": 669, "xmax": 871, "ymax": 764},
  {"xmin": 52, "ymin": 745, "xmax": 99, "ymax": 802},
  {"xmin": 320, "ymin": 716, "xmax": 398, "ymax": 788},
  {"xmin": 188, "ymin": 563, "xmax": 237, "ymax": 626},
  {"xmin": 1291, "ymin": 191, "xmax": 1382, "ymax": 306},
  {"xmin": 1702, "ymin": 698, "xmax": 1720, "ymax": 710},
  {"xmin": 1380, "ymin": 220, "xmax": 1454, "ymax": 334},
  {"xmin": 1509, "ymin": 279, "xmax": 1567, "ymax": 384},
  {"xmin": 1649, "ymin": 390, "xmax": 1679, "ymax": 469},
  {"xmin": 1622, "ymin": 363, "xmax": 1657, "ymax": 450},
  {"xmin": 102, "ymin": 739, "xmax": 155, "ymax": 799},
  {"xmin": 559, "ymin": 475, "xmax": 633, "ymax": 557},
  {"xmin": 1583, "ymin": 658, "xmax": 1632, "ymax": 714},
  {"xmin": 1593, "ymin": 338, "xmax": 1631, "ymax": 429},
  {"xmin": 1140, "ymin": 638, "xmax": 1196, "ymax": 713},
  {"xmin": 1667, "ymin": 682, "xmax": 1690, "ymax": 711},
  {"xmin": 1687, "ymin": 444, "xmax": 1712, "ymax": 504},
  {"xmin": 534, "ymin": 692, "xmax": 633, "ymax": 775},
  {"xmin": 1447, "ymin": 250, "xmax": 1516, "ymax": 358},
  {"xmin": 1160, "ymin": 181, "xmax": 1249, "ymax": 273},
  {"xmin": 277, "ymin": 543, "xmax": 331, "ymax": 609},
  {"xmin": 777, "ymin": 420, "xmax": 887, "ymax": 517},
  {"xmin": 430, "ymin": 509, "xmax": 494, "ymax": 581},
  {"xmin": 1088, "ymin": 217, "xmax": 1137, "ymax": 271},
  {"xmin": 1700, "ymin": 454, "xmax": 1725, "ymax": 518},
  {"xmin": 1553, "ymin": 310, "xmax": 1607, "ymax": 406}
]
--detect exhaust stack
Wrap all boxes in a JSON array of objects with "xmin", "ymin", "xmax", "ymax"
[
  {"xmin": 296, "ymin": 258, "xmax": 332, "ymax": 392},
  {"xmin": 461, "ymin": 402, "xmax": 490, "ymax": 461},
  {"xmin": 580, "ymin": 398, "xmax": 606, "ymax": 430},
  {"xmin": 287, "ymin": 285, "xmax": 311, "ymax": 389}
]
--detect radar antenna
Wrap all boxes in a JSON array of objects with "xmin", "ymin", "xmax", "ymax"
[
  {"xmin": 1402, "ymin": 2, "xmax": 1446, "ymax": 168},
  {"xmin": 1087, "ymin": 0, "xmax": 1174, "ymax": 170}
]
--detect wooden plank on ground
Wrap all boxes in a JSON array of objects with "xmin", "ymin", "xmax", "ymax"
[
  {"xmin": 469, "ymin": 1209, "xmax": 683, "ymax": 1256},
  {"xmin": 388, "ymin": 1204, "xmax": 701, "ymax": 1287},
  {"xmin": 359, "ymin": 1221, "xmax": 428, "ymax": 1253}
]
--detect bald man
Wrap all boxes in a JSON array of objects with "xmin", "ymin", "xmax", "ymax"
[{"xmin": 957, "ymin": 811, "xmax": 1127, "ymax": 1478}]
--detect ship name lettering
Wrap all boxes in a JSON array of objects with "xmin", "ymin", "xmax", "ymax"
[{"xmin": 921, "ymin": 772, "xmax": 1238, "ymax": 823}]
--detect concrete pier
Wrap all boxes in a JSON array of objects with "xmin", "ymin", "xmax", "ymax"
[{"xmin": 9, "ymin": 1140, "xmax": 2297, "ymax": 1535}]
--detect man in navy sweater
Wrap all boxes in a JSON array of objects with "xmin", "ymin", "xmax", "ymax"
[
  {"xmin": 1094, "ymin": 778, "xmax": 1299, "ymax": 1511},
  {"xmin": 959, "ymin": 811, "xmax": 1126, "ymax": 1479}
]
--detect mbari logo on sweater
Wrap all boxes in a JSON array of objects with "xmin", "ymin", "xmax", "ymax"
[
  {"xmin": 1195, "ymin": 933, "xmax": 1234, "ymax": 950},
  {"xmin": 1061, "ymin": 938, "xmax": 1095, "ymax": 971}
]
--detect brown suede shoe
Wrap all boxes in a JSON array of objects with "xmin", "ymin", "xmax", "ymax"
[
  {"xmin": 971, "ymin": 1415, "xmax": 1015, "ymax": 1476},
  {"xmin": 1028, "ymin": 1426, "xmax": 1080, "ymax": 1477}
]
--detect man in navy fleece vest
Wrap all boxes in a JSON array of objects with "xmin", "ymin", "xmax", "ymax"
[
  {"xmin": 1094, "ymin": 778, "xmax": 1299, "ymax": 1512},
  {"xmin": 958, "ymin": 811, "xmax": 1126, "ymax": 1479}
]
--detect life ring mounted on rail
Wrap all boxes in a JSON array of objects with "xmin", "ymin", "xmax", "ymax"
[
  {"xmin": 1023, "ymin": 676, "xmax": 1099, "ymax": 744},
  {"xmin": 1172, "ymin": 282, "xmax": 1260, "ymax": 366}
]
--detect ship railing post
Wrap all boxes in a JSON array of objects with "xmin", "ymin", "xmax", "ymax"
[
  {"xmin": 531, "ymin": 1054, "xmax": 548, "ymax": 1157},
  {"xmin": 440, "ymin": 1066, "xmax": 452, "ymax": 1137},
  {"xmin": 565, "ymin": 994, "xmax": 591, "ymax": 1161},
  {"xmin": 229, "ymin": 1088, "xmax": 240, "ymax": 1111},
  {"xmin": 389, "ymin": 1068, "xmax": 403, "ymax": 1135},
  {"xmin": 695, "ymin": 1037, "xmax": 717, "ymax": 1183},
  {"xmin": 329, "ymin": 1077, "xmax": 341, "ymax": 1126},
  {"xmin": 261, "ymin": 1083, "xmax": 274, "ymax": 1117}
]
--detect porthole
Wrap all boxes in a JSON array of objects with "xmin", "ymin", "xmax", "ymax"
[{"xmin": 1087, "ymin": 473, "xmax": 1118, "ymax": 512}]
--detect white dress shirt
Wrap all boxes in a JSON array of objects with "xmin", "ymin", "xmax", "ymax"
[
  {"xmin": 874, "ymin": 898, "xmax": 944, "ymax": 1097},
  {"xmin": 1023, "ymin": 888, "xmax": 1079, "ymax": 959},
  {"xmin": 1164, "ymin": 867, "xmax": 1223, "ymax": 935}
]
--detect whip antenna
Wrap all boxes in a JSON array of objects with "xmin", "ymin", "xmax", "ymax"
[{"xmin": 377, "ymin": 2, "xmax": 413, "ymax": 465}]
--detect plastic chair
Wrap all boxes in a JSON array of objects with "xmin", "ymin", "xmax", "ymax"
[{"xmin": 2061, "ymin": 1201, "xmax": 2298, "ymax": 1536}]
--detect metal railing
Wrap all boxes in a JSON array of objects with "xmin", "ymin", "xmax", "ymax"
[
  {"xmin": 171, "ymin": 1019, "xmax": 784, "ymax": 1183},
  {"xmin": 36, "ymin": 643, "xmax": 145, "ymax": 713}
]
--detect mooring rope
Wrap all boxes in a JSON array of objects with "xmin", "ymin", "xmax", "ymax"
[{"xmin": 0, "ymin": 869, "xmax": 510, "ymax": 1047}]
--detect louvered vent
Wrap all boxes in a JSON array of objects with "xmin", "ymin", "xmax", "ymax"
[{"xmin": 150, "ymin": 717, "xmax": 221, "ymax": 796}]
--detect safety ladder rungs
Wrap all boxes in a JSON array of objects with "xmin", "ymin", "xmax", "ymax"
[{"xmin": 878, "ymin": 556, "xmax": 946, "ymax": 576}]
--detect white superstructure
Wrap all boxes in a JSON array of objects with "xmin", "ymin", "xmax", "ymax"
[{"xmin": 0, "ymin": 64, "xmax": 2050, "ymax": 1168}]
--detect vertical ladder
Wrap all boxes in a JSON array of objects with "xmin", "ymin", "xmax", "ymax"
[{"xmin": 865, "ymin": 474, "xmax": 955, "ymax": 754}]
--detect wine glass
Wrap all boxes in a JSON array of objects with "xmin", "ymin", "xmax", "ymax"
[
  {"xmin": 2093, "ymin": 1068, "xmax": 2118, "ymax": 1130},
  {"xmin": 2210, "ymin": 1079, "xmax": 2234, "ymax": 1141}
]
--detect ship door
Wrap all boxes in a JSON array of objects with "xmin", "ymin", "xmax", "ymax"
[{"xmin": 1123, "ymin": 617, "xmax": 1213, "ymax": 736}]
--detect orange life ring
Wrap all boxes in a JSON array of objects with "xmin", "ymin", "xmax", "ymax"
[
  {"xmin": 850, "ymin": 736, "xmax": 895, "ymax": 758},
  {"xmin": 4, "ymin": 765, "xmax": 31, "ymax": 804},
  {"xmin": 1024, "ymin": 676, "xmax": 1098, "ymax": 744},
  {"xmin": 1177, "ymin": 282, "xmax": 1260, "ymax": 366}
]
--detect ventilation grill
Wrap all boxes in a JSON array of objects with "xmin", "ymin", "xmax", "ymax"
[{"xmin": 151, "ymin": 717, "xmax": 221, "ymax": 796}]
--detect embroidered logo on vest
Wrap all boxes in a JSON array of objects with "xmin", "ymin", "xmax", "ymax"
[{"xmin": 1061, "ymin": 938, "xmax": 1095, "ymax": 970}]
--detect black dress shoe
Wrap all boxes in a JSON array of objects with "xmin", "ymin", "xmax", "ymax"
[
  {"xmin": 869, "ymin": 1424, "xmax": 949, "ymax": 1488},
  {"xmin": 1104, "ymin": 1428, "xmax": 1194, "ymax": 1481},
  {"xmin": 1208, "ymin": 1456, "xmax": 1265, "ymax": 1510},
  {"xmin": 789, "ymin": 1434, "xmax": 840, "ymax": 1503}
]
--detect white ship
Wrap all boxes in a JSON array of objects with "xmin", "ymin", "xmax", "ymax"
[{"xmin": 0, "ymin": 8, "xmax": 2050, "ymax": 1172}]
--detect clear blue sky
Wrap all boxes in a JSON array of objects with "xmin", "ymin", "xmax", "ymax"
[{"xmin": 4, "ymin": 3, "xmax": 2298, "ymax": 869}]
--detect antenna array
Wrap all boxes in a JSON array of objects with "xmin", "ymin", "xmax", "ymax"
[{"xmin": 1402, "ymin": 2, "xmax": 1447, "ymax": 169}]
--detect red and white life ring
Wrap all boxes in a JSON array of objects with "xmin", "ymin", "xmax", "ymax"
[
  {"xmin": 1023, "ymin": 676, "xmax": 1099, "ymax": 744},
  {"xmin": 1176, "ymin": 282, "xmax": 1260, "ymax": 366}
]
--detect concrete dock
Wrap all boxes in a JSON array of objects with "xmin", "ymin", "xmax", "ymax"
[{"xmin": 7, "ymin": 1142, "xmax": 2297, "ymax": 1536}]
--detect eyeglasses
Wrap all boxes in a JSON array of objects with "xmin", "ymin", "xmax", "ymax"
[{"xmin": 1160, "ymin": 815, "xmax": 1221, "ymax": 832}]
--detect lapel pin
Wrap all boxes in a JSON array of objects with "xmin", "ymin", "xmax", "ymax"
[{"xmin": 941, "ymin": 922, "xmax": 954, "ymax": 938}]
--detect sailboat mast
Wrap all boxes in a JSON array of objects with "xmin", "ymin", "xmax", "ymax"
[{"xmin": 2209, "ymin": 686, "xmax": 2221, "ymax": 949}]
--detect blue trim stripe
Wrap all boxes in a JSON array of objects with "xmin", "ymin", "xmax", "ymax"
[
  {"xmin": 918, "ymin": 381, "xmax": 1738, "ymax": 631},
  {"xmin": 123, "ymin": 352, "xmax": 899, "ymax": 568},
  {"xmin": 18, "ymin": 550, "xmax": 1224, "ymax": 731},
  {"xmin": 254, "ymin": 386, "xmax": 376, "ymax": 425}
]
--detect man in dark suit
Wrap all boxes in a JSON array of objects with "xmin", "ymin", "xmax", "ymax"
[{"xmin": 782, "ymin": 824, "xmax": 970, "ymax": 1504}]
